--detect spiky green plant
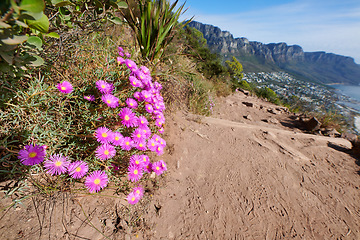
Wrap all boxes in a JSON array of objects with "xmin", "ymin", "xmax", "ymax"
[{"xmin": 121, "ymin": 0, "xmax": 192, "ymax": 62}]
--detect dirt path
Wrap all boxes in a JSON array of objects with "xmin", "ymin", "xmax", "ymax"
[
  {"xmin": 1, "ymin": 92, "xmax": 359, "ymax": 240},
  {"xmin": 142, "ymin": 93, "xmax": 360, "ymax": 239}
]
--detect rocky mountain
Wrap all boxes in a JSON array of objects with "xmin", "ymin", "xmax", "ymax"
[{"xmin": 188, "ymin": 21, "xmax": 360, "ymax": 85}]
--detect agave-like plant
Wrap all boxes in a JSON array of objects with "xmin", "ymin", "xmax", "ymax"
[{"xmin": 121, "ymin": 0, "xmax": 192, "ymax": 62}]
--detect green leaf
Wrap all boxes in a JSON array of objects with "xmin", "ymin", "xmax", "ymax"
[
  {"xmin": 15, "ymin": 20, "xmax": 29, "ymax": 28},
  {"xmin": 28, "ymin": 54, "xmax": 44, "ymax": 66},
  {"xmin": 26, "ymin": 36, "xmax": 42, "ymax": 50},
  {"xmin": 26, "ymin": 13, "xmax": 49, "ymax": 33},
  {"xmin": 1, "ymin": 35, "xmax": 28, "ymax": 45},
  {"xmin": 109, "ymin": 17, "xmax": 122, "ymax": 25},
  {"xmin": 116, "ymin": 1, "xmax": 128, "ymax": 9},
  {"xmin": 20, "ymin": 0, "xmax": 45, "ymax": 13},
  {"xmin": 0, "ymin": 50, "xmax": 14, "ymax": 64},
  {"xmin": 0, "ymin": 22, "xmax": 11, "ymax": 29},
  {"xmin": 45, "ymin": 32, "xmax": 59, "ymax": 38}
]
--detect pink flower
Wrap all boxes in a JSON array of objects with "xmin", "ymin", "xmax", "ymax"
[
  {"xmin": 140, "ymin": 66, "xmax": 150, "ymax": 76},
  {"xmin": 147, "ymin": 138, "xmax": 158, "ymax": 152},
  {"xmin": 158, "ymin": 127, "xmax": 165, "ymax": 134},
  {"xmin": 140, "ymin": 126, "xmax": 152, "ymax": 139},
  {"xmin": 138, "ymin": 116, "xmax": 149, "ymax": 127},
  {"xmin": 131, "ymin": 128, "xmax": 146, "ymax": 143},
  {"xmin": 101, "ymin": 94, "xmax": 119, "ymax": 108},
  {"xmin": 96, "ymin": 80, "xmax": 114, "ymax": 94},
  {"xmin": 117, "ymin": 56, "xmax": 125, "ymax": 64},
  {"xmin": 68, "ymin": 161, "xmax": 88, "ymax": 179},
  {"xmin": 85, "ymin": 170, "xmax": 108, "ymax": 193},
  {"xmin": 141, "ymin": 90, "xmax": 152, "ymax": 102},
  {"xmin": 84, "ymin": 95, "xmax": 95, "ymax": 101},
  {"xmin": 120, "ymin": 137, "xmax": 133, "ymax": 151},
  {"xmin": 129, "ymin": 154, "xmax": 143, "ymax": 168},
  {"xmin": 127, "ymin": 191, "xmax": 140, "ymax": 204},
  {"xmin": 95, "ymin": 144, "xmax": 116, "ymax": 160},
  {"xmin": 95, "ymin": 127, "xmax": 114, "ymax": 144},
  {"xmin": 125, "ymin": 59, "xmax": 138, "ymax": 71},
  {"xmin": 18, "ymin": 144, "xmax": 46, "ymax": 166},
  {"xmin": 129, "ymin": 76, "xmax": 143, "ymax": 88},
  {"xmin": 152, "ymin": 161, "xmax": 164, "ymax": 175},
  {"xmin": 155, "ymin": 145, "xmax": 164, "ymax": 156},
  {"xmin": 144, "ymin": 162, "xmax": 152, "ymax": 173},
  {"xmin": 118, "ymin": 108, "xmax": 138, "ymax": 128},
  {"xmin": 155, "ymin": 118, "xmax": 164, "ymax": 127},
  {"xmin": 126, "ymin": 98, "xmax": 138, "ymax": 109},
  {"xmin": 112, "ymin": 132, "xmax": 123, "ymax": 146},
  {"xmin": 128, "ymin": 164, "xmax": 143, "ymax": 182},
  {"xmin": 145, "ymin": 104, "xmax": 153, "ymax": 113},
  {"xmin": 135, "ymin": 140, "xmax": 147, "ymax": 151},
  {"xmin": 57, "ymin": 81, "xmax": 73, "ymax": 94},
  {"xmin": 159, "ymin": 160, "xmax": 167, "ymax": 172},
  {"xmin": 44, "ymin": 154, "xmax": 70, "ymax": 175},
  {"xmin": 133, "ymin": 186, "xmax": 144, "ymax": 198}
]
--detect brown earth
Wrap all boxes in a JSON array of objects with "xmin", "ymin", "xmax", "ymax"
[{"xmin": 1, "ymin": 91, "xmax": 360, "ymax": 239}]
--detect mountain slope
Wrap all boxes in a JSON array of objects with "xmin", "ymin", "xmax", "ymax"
[{"xmin": 188, "ymin": 21, "xmax": 360, "ymax": 85}]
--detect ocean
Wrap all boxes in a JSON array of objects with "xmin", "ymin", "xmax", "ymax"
[{"xmin": 332, "ymin": 85, "xmax": 360, "ymax": 133}]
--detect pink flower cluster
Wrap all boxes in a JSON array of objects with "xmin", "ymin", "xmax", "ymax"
[
  {"xmin": 18, "ymin": 144, "xmax": 108, "ymax": 193},
  {"xmin": 34, "ymin": 47, "xmax": 168, "ymax": 202}
]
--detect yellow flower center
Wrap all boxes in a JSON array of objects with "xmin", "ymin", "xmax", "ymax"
[
  {"xmin": 143, "ymin": 158, "xmax": 147, "ymax": 162},
  {"xmin": 76, "ymin": 167, "xmax": 81, "ymax": 172},
  {"xmin": 125, "ymin": 115, "xmax": 130, "ymax": 121},
  {"xmin": 156, "ymin": 166, "xmax": 160, "ymax": 170},
  {"xmin": 94, "ymin": 178, "xmax": 100, "ymax": 185},
  {"xmin": 102, "ymin": 133, "xmax": 108, "ymax": 138},
  {"xmin": 137, "ymin": 134, "xmax": 141, "ymax": 138},
  {"xmin": 136, "ymin": 190, "xmax": 140, "ymax": 194},
  {"xmin": 151, "ymin": 143, "xmax": 155, "ymax": 146},
  {"xmin": 141, "ymin": 121, "xmax": 144, "ymax": 124},
  {"xmin": 139, "ymin": 143, "xmax": 143, "ymax": 147},
  {"xmin": 104, "ymin": 150, "xmax": 109, "ymax": 155},
  {"xmin": 135, "ymin": 160, "xmax": 139, "ymax": 165},
  {"xmin": 133, "ymin": 81, "xmax": 136, "ymax": 85},
  {"xmin": 115, "ymin": 136, "xmax": 119, "ymax": 141},
  {"xmin": 126, "ymin": 141, "xmax": 129, "ymax": 145},
  {"xmin": 134, "ymin": 169, "xmax": 138, "ymax": 175},
  {"xmin": 144, "ymin": 95, "xmax": 148, "ymax": 98},
  {"xmin": 130, "ymin": 103, "xmax": 133, "ymax": 106},
  {"xmin": 101, "ymin": 85, "xmax": 105, "ymax": 88},
  {"xmin": 131, "ymin": 197, "xmax": 135, "ymax": 201},
  {"xmin": 107, "ymin": 100, "xmax": 111, "ymax": 104},
  {"xmin": 29, "ymin": 152, "xmax": 37, "ymax": 158},
  {"xmin": 61, "ymin": 86, "xmax": 66, "ymax": 90},
  {"xmin": 55, "ymin": 161, "xmax": 62, "ymax": 167}
]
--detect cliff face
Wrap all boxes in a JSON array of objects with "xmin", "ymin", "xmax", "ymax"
[{"xmin": 188, "ymin": 21, "xmax": 360, "ymax": 85}]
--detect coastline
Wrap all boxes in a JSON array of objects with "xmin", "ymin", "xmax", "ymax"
[{"xmin": 355, "ymin": 116, "xmax": 360, "ymax": 133}]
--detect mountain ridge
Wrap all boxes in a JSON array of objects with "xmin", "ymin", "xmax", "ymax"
[{"xmin": 188, "ymin": 21, "xmax": 360, "ymax": 85}]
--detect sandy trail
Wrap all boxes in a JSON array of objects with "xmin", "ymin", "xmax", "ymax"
[
  {"xmin": 0, "ymin": 92, "xmax": 359, "ymax": 240},
  {"xmin": 143, "ymin": 93, "xmax": 360, "ymax": 239}
]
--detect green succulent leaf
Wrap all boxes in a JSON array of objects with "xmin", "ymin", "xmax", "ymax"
[
  {"xmin": 1, "ymin": 35, "xmax": 28, "ymax": 45},
  {"xmin": 116, "ymin": 1, "xmax": 128, "ymax": 9},
  {"xmin": 20, "ymin": 0, "xmax": 45, "ymax": 13},
  {"xmin": 0, "ymin": 50, "xmax": 14, "ymax": 64},
  {"xmin": 15, "ymin": 20, "xmax": 29, "ymax": 28},
  {"xmin": 28, "ymin": 54, "xmax": 44, "ymax": 66},
  {"xmin": 45, "ymin": 32, "xmax": 60, "ymax": 38},
  {"xmin": 109, "ymin": 17, "xmax": 122, "ymax": 25},
  {"xmin": 27, "ymin": 36, "xmax": 43, "ymax": 50},
  {"xmin": 26, "ymin": 13, "xmax": 49, "ymax": 33},
  {"xmin": 0, "ymin": 22, "xmax": 12, "ymax": 29}
]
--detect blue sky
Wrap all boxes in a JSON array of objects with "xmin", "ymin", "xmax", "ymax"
[{"xmin": 179, "ymin": 0, "xmax": 360, "ymax": 63}]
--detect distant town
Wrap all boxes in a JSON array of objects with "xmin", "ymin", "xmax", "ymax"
[{"xmin": 242, "ymin": 71, "xmax": 360, "ymax": 131}]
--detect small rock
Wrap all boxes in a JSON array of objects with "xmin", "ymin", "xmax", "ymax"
[
  {"xmin": 268, "ymin": 118, "xmax": 279, "ymax": 124},
  {"xmin": 150, "ymin": 172, "xmax": 156, "ymax": 179},
  {"xmin": 242, "ymin": 101, "xmax": 254, "ymax": 107},
  {"xmin": 300, "ymin": 116, "xmax": 321, "ymax": 131},
  {"xmin": 341, "ymin": 132, "xmax": 358, "ymax": 142},
  {"xmin": 322, "ymin": 128, "xmax": 341, "ymax": 138},
  {"xmin": 238, "ymin": 88, "xmax": 250, "ymax": 95},
  {"xmin": 267, "ymin": 108, "xmax": 280, "ymax": 115},
  {"xmin": 244, "ymin": 114, "xmax": 253, "ymax": 121}
]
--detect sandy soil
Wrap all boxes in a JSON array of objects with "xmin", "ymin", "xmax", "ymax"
[{"xmin": 1, "ymin": 91, "xmax": 360, "ymax": 239}]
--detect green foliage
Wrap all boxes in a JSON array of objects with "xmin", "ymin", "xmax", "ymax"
[
  {"xmin": 182, "ymin": 26, "xmax": 228, "ymax": 79},
  {"xmin": 255, "ymin": 86, "xmax": 282, "ymax": 105},
  {"xmin": 226, "ymin": 56, "xmax": 244, "ymax": 90},
  {"xmin": 120, "ymin": 0, "xmax": 191, "ymax": 62},
  {"xmin": 0, "ymin": 0, "xmax": 127, "ymax": 78}
]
